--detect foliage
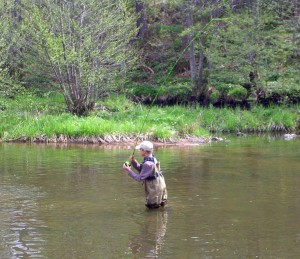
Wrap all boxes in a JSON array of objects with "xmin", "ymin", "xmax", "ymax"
[
  {"xmin": 256, "ymin": 79, "xmax": 300, "ymax": 105},
  {"xmin": 160, "ymin": 81, "xmax": 192, "ymax": 98},
  {"xmin": 209, "ymin": 83, "xmax": 249, "ymax": 104},
  {"xmin": 210, "ymin": 90, "xmax": 220, "ymax": 103},
  {"xmin": 23, "ymin": 0, "xmax": 137, "ymax": 116},
  {"xmin": 227, "ymin": 86, "xmax": 248, "ymax": 101},
  {"xmin": 0, "ymin": 0, "xmax": 299, "ymax": 109},
  {"xmin": 0, "ymin": 73, "xmax": 26, "ymax": 98},
  {"xmin": 126, "ymin": 80, "xmax": 192, "ymax": 105},
  {"xmin": 0, "ymin": 1, "xmax": 26, "ymax": 81},
  {"xmin": 129, "ymin": 83, "xmax": 158, "ymax": 99}
]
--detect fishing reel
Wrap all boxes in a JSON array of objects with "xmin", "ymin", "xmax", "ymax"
[{"xmin": 124, "ymin": 161, "xmax": 131, "ymax": 167}]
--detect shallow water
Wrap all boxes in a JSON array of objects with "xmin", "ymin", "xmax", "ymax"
[{"xmin": 0, "ymin": 136, "xmax": 299, "ymax": 258}]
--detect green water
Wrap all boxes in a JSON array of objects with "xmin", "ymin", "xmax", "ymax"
[{"xmin": 0, "ymin": 136, "xmax": 300, "ymax": 258}]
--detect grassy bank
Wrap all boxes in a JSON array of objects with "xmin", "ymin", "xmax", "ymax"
[{"xmin": 0, "ymin": 93, "xmax": 299, "ymax": 142}]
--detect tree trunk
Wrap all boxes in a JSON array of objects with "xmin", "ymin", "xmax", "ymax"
[
  {"xmin": 187, "ymin": 10, "xmax": 196, "ymax": 83},
  {"xmin": 136, "ymin": 0, "xmax": 148, "ymax": 40},
  {"xmin": 196, "ymin": 36, "xmax": 205, "ymax": 95},
  {"xmin": 253, "ymin": 0, "xmax": 259, "ymax": 26},
  {"xmin": 194, "ymin": 2, "xmax": 207, "ymax": 97}
]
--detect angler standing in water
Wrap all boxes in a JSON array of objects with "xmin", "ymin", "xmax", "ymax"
[{"xmin": 123, "ymin": 141, "xmax": 168, "ymax": 209}]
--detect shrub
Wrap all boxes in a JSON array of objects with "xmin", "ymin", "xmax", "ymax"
[
  {"xmin": 0, "ymin": 78, "xmax": 26, "ymax": 98},
  {"xmin": 159, "ymin": 81, "xmax": 192, "ymax": 103},
  {"xmin": 268, "ymin": 72, "xmax": 280, "ymax": 81},
  {"xmin": 227, "ymin": 86, "xmax": 248, "ymax": 101},
  {"xmin": 210, "ymin": 90, "xmax": 220, "ymax": 102},
  {"xmin": 288, "ymin": 87, "xmax": 300, "ymax": 103},
  {"xmin": 216, "ymin": 83, "xmax": 232, "ymax": 94},
  {"xmin": 129, "ymin": 83, "xmax": 158, "ymax": 98}
]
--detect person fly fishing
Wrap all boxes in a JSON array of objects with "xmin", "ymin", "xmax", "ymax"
[{"xmin": 123, "ymin": 141, "xmax": 168, "ymax": 209}]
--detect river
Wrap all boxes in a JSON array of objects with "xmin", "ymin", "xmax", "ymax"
[{"xmin": 0, "ymin": 135, "xmax": 299, "ymax": 258}]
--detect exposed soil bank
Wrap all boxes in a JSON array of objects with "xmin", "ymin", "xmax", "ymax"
[
  {"xmin": 2, "ymin": 133, "xmax": 298, "ymax": 147},
  {"xmin": 0, "ymin": 134, "xmax": 225, "ymax": 146}
]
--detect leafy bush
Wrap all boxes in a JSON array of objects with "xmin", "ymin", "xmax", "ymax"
[
  {"xmin": 210, "ymin": 90, "xmax": 220, "ymax": 102},
  {"xmin": 0, "ymin": 76, "xmax": 26, "ymax": 98},
  {"xmin": 159, "ymin": 81, "xmax": 192, "ymax": 103},
  {"xmin": 126, "ymin": 80, "xmax": 192, "ymax": 105},
  {"xmin": 268, "ymin": 72, "xmax": 280, "ymax": 81},
  {"xmin": 227, "ymin": 86, "xmax": 248, "ymax": 101},
  {"xmin": 215, "ymin": 83, "xmax": 232, "ymax": 94},
  {"xmin": 212, "ymin": 83, "xmax": 248, "ymax": 103},
  {"xmin": 129, "ymin": 83, "xmax": 158, "ymax": 98},
  {"xmin": 258, "ymin": 80, "xmax": 300, "ymax": 104},
  {"xmin": 287, "ymin": 86, "xmax": 300, "ymax": 104}
]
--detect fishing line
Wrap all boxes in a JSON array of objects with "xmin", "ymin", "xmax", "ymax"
[
  {"xmin": 128, "ymin": 17, "xmax": 226, "ymax": 158},
  {"xmin": 129, "ymin": 42, "xmax": 194, "ymax": 158}
]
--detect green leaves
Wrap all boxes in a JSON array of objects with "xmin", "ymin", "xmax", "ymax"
[{"xmin": 24, "ymin": 0, "xmax": 137, "ymax": 115}]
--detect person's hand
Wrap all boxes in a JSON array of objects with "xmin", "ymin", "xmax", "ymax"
[
  {"xmin": 130, "ymin": 156, "xmax": 135, "ymax": 163},
  {"xmin": 123, "ymin": 163, "xmax": 131, "ymax": 172}
]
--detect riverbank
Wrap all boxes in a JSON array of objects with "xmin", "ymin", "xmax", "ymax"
[
  {"xmin": 1, "ymin": 134, "xmax": 216, "ymax": 147},
  {"xmin": 0, "ymin": 94, "xmax": 299, "ymax": 144}
]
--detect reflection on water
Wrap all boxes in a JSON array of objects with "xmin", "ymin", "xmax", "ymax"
[
  {"xmin": 128, "ymin": 209, "xmax": 168, "ymax": 258},
  {"xmin": 0, "ymin": 136, "xmax": 300, "ymax": 258}
]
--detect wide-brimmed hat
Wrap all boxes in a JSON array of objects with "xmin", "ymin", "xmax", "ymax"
[{"xmin": 135, "ymin": 141, "xmax": 153, "ymax": 151}]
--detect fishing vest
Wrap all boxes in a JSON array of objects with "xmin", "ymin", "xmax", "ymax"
[{"xmin": 140, "ymin": 156, "xmax": 162, "ymax": 181}]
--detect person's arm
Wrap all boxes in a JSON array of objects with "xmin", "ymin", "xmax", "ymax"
[
  {"xmin": 130, "ymin": 157, "xmax": 141, "ymax": 171},
  {"xmin": 126, "ymin": 162, "xmax": 154, "ymax": 182}
]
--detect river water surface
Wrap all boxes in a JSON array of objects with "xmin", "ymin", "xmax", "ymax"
[{"xmin": 0, "ymin": 136, "xmax": 299, "ymax": 258}]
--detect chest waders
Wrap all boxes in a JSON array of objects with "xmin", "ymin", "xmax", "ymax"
[{"xmin": 140, "ymin": 157, "xmax": 168, "ymax": 209}]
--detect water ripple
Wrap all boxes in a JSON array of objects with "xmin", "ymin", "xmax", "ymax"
[{"xmin": 0, "ymin": 184, "xmax": 47, "ymax": 258}]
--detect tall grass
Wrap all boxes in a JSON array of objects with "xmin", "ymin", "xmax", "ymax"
[
  {"xmin": 198, "ymin": 105, "xmax": 299, "ymax": 133},
  {"xmin": 0, "ymin": 93, "xmax": 299, "ymax": 141}
]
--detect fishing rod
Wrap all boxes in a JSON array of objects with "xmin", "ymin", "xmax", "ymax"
[
  {"xmin": 124, "ymin": 43, "xmax": 194, "ymax": 167},
  {"xmin": 125, "ymin": 17, "xmax": 225, "ymax": 165}
]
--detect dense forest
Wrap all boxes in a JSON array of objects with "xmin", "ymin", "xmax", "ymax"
[{"xmin": 0, "ymin": 0, "xmax": 300, "ymax": 116}]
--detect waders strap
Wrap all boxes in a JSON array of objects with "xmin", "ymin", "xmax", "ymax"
[
  {"xmin": 142, "ymin": 156, "xmax": 162, "ymax": 181},
  {"xmin": 146, "ymin": 172, "xmax": 163, "ymax": 181}
]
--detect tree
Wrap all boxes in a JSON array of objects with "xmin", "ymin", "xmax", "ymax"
[
  {"xmin": 182, "ymin": 0, "xmax": 229, "ymax": 99},
  {"xmin": 26, "ymin": 0, "xmax": 137, "ymax": 115},
  {"xmin": 136, "ymin": 0, "xmax": 148, "ymax": 40},
  {"xmin": 0, "ymin": 0, "xmax": 28, "ymax": 98},
  {"xmin": 0, "ymin": 0, "xmax": 25, "ymax": 80}
]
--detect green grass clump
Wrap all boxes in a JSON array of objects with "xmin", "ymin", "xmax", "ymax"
[
  {"xmin": 198, "ymin": 105, "xmax": 299, "ymax": 133},
  {"xmin": 0, "ymin": 93, "xmax": 299, "ymax": 141}
]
